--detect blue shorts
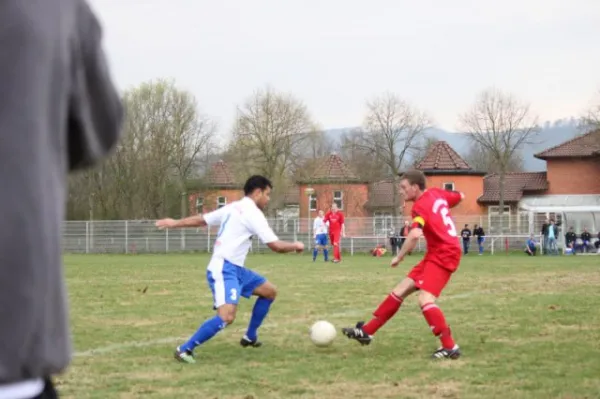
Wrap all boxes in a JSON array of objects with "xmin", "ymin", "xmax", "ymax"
[
  {"xmin": 206, "ymin": 258, "xmax": 267, "ymax": 308},
  {"xmin": 315, "ymin": 233, "xmax": 328, "ymax": 246}
]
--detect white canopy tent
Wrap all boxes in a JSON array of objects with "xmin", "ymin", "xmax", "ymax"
[{"xmin": 518, "ymin": 195, "xmax": 600, "ymax": 250}]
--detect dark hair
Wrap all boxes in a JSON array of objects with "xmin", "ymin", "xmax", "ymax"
[
  {"xmin": 399, "ymin": 169, "xmax": 426, "ymax": 190},
  {"xmin": 244, "ymin": 175, "xmax": 273, "ymax": 195}
]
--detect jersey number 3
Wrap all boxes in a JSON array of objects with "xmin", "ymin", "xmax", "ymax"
[{"xmin": 433, "ymin": 199, "xmax": 457, "ymax": 237}]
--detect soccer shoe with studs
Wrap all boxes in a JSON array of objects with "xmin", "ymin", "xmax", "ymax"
[
  {"xmin": 173, "ymin": 346, "xmax": 196, "ymax": 364},
  {"xmin": 341, "ymin": 321, "xmax": 372, "ymax": 345},
  {"xmin": 240, "ymin": 335, "xmax": 263, "ymax": 348},
  {"xmin": 431, "ymin": 345, "xmax": 461, "ymax": 360}
]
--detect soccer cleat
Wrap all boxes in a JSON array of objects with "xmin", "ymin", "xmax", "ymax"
[
  {"xmin": 174, "ymin": 346, "xmax": 196, "ymax": 364},
  {"xmin": 431, "ymin": 345, "xmax": 461, "ymax": 360},
  {"xmin": 240, "ymin": 335, "xmax": 262, "ymax": 348},
  {"xmin": 341, "ymin": 321, "xmax": 372, "ymax": 345}
]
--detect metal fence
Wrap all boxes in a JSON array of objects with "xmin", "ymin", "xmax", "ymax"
[{"xmin": 62, "ymin": 216, "xmax": 550, "ymax": 255}]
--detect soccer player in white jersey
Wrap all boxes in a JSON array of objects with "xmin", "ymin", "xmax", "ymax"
[
  {"xmin": 313, "ymin": 210, "xmax": 329, "ymax": 261},
  {"xmin": 156, "ymin": 175, "xmax": 304, "ymax": 364}
]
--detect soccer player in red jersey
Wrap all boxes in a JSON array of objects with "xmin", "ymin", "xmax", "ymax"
[
  {"xmin": 342, "ymin": 170, "xmax": 464, "ymax": 359},
  {"xmin": 324, "ymin": 203, "xmax": 345, "ymax": 263}
]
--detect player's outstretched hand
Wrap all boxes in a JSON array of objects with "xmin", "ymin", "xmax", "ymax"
[
  {"xmin": 390, "ymin": 255, "xmax": 403, "ymax": 268},
  {"xmin": 294, "ymin": 241, "xmax": 305, "ymax": 253},
  {"xmin": 155, "ymin": 218, "xmax": 177, "ymax": 230}
]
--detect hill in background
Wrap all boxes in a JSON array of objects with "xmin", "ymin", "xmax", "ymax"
[{"xmin": 324, "ymin": 118, "xmax": 581, "ymax": 171}]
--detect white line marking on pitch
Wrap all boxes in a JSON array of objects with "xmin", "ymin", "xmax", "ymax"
[
  {"xmin": 74, "ymin": 337, "xmax": 185, "ymax": 357},
  {"xmin": 73, "ymin": 290, "xmax": 482, "ymax": 358}
]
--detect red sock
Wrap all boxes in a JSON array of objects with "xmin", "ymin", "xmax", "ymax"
[
  {"xmin": 362, "ymin": 293, "xmax": 403, "ymax": 335},
  {"xmin": 333, "ymin": 242, "xmax": 341, "ymax": 260},
  {"xmin": 421, "ymin": 303, "xmax": 455, "ymax": 349}
]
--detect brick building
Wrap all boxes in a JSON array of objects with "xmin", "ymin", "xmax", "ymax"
[
  {"xmin": 188, "ymin": 129, "xmax": 600, "ymax": 235},
  {"xmin": 188, "ymin": 160, "xmax": 243, "ymax": 215},
  {"xmin": 534, "ymin": 129, "xmax": 600, "ymax": 195},
  {"xmin": 411, "ymin": 141, "xmax": 486, "ymax": 216}
]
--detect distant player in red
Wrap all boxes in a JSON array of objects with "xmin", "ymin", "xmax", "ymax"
[
  {"xmin": 324, "ymin": 203, "xmax": 345, "ymax": 263},
  {"xmin": 342, "ymin": 170, "xmax": 464, "ymax": 359}
]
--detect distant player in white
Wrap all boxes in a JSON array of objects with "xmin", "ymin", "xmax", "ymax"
[
  {"xmin": 312, "ymin": 210, "xmax": 329, "ymax": 261},
  {"xmin": 156, "ymin": 175, "xmax": 304, "ymax": 364}
]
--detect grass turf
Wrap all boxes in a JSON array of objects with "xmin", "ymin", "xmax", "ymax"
[{"xmin": 57, "ymin": 253, "xmax": 600, "ymax": 398}]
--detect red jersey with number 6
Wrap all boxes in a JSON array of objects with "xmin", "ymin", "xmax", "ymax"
[{"xmin": 411, "ymin": 188, "xmax": 462, "ymax": 271}]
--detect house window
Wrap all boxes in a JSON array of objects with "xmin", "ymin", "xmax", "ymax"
[
  {"xmin": 195, "ymin": 197, "xmax": 204, "ymax": 213},
  {"xmin": 443, "ymin": 182, "xmax": 455, "ymax": 191},
  {"xmin": 217, "ymin": 196, "xmax": 227, "ymax": 209},
  {"xmin": 309, "ymin": 194, "xmax": 317, "ymax": 211},
  {"xmin": 373, "ymin": 211, "xmax": 393, "ymax": 234},
  {"xmin": 333, "ymin": 191, "xmax": 343, "ymax": 209},
  {"xmin": 487, "ymin": 205, "xmax": 511, "ymax": 233}
]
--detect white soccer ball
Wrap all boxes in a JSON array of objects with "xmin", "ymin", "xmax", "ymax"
[{"xmin": 309, "ymin": 320, "xmax": 337, "ymax": 347}]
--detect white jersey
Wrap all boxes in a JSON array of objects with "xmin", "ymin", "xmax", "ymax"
[
  {"xmin": 313, "ymin": 216, "xmax": 328, "ymax": 235},
  {"xmin": 204, "ymin": 197, "xmax": 278, "ymax": 267}
]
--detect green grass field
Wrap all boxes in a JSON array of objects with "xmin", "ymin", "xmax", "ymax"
[{"xmin": 57, "ymin": 253, "xmax": 600, "ymax": 399}]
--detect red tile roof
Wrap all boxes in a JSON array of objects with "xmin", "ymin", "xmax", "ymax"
[
  {"xmin": 365, "ymin": 180, "xmax": 404, "ymax": 209},
  {"xmin": 415, "ymin": 141, "xmax": 473, "ymax": 172},
  {"xmin": 535, "ymin": 129, "xmax": 600, "ymax": 159},
  {"xmin": 298, "ymin": 153, "xmax": 362, "ymax": 183},
  {"xmin": 207, "ymin": 160, "xmax": 240, "ymax": 188},
  {"xmin": 478, "ymin": 172, "xmax": 548, "ymax": 203}
]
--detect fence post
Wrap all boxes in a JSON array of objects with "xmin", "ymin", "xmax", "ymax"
[
  {"xmin": 350, "ymin": 237, "xmax": 354, "ymax": 256},
  {"xmin": 207, "ymin": 227, "xmax": 211, "ymax": 253},
  {"xmin": 90, "ymin": 220, "xmax": 94, "ymax": 251},
  {"xmin": 166, "ymin": 228, "xmax": 169, "ymax": 253},
  {"xmin": 85, "ymin": 221, "xmax": 89, "ymax": 254},
  {"xmin": 294, "ymin": 219, "xmax": 298, "ymax": 242},
  {"xmin": 125, "ymin": 220, "xmax": 129, "ymax": 254},
  {"xmin": 181, "ymin": 228, "xmax": 185, "ymax": 251}
]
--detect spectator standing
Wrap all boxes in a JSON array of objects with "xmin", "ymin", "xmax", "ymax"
[
  {"xmin": 541, "ymin": 219, "xmax": 549, "ymax": 253},
  {"xmin": 388, "ymin": 226, "xmax": 398, "ymax": 256},
  {"xmin": 399, "ymin": 221, "xmax": 411, "ymax": 255},
  {"xmin": 473, "ymin": 224, "xmax": 485, "ymax": 255},
  {"xmin": 0, "ymin": 1, "xmax": 124, "ymax": 397},
  {"xmin": 547, "ymin": 219, "xmax": 558, "ymax": 255},
  {"xmin": 460, "ymin": 224, "xmax": 472, "ymax": 255}
]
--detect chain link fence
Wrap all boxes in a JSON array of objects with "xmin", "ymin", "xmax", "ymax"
[{"xmin": 62, "ymin": 215, "xmax": 551, "ymax": 255}]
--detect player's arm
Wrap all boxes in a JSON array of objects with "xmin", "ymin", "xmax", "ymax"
[
  {"xmin": 391, "ymin": 214, "xmax": 424, "ymax": 267},
  {"xmin": 444, "ymin": 190, "xmax": 465, "ymax": 208},
  {"xmin": 251, "ymin": 212, "xmax": 304, "ymax": 253},
  {"xmin": 155, "ymin": 206, "xmax": 228, "ymax": 229},
  {"xmin": 340, "ymin": 213, "xmax": 346, "ymax": 237}
]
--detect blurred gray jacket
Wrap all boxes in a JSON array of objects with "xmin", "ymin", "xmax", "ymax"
[{"xmin": 0, "ymin": 0, "xmax": 123, "ymax": 385}]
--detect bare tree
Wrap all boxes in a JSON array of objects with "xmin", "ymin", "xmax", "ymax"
[
  {"xmin": 411, "ymin": 136, "xmax": 439, "ymax": 167},
  {"xmin": 167, "ymin": 89, "xmax": 216, "ymax": 217},
  {"xmin": 351, "ymin": 92, "xmax": 432, "ymax": 216},
  {"xmin": 231, "ymin": 86, "xmax": 315, "ymax": 213},
  {"xmin": 338, "ymin": 130, "xmax": 387, "ymax": 182},
  {"xmin": 66, "ymin": 79, "xmax": 215, "ymax": 220},
  {"xmin": 460, "ymin": 88, "xmax": 540, "ymax": 231},
  {"xmin": 464, "ymin": 141, "xmax": 524, "ymax": 173},
  {"xmin": 581, "ymin": 89, "xmax": 600, "ymax": 131}
]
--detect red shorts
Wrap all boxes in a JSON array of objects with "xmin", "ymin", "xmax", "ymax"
[
  {"xmin": 407, "ymin": 259, "xmax": 457, "ymax": 297},
  {"xmin": 329, "ymin": 233, "xmax": 341, "ymax": 245}
]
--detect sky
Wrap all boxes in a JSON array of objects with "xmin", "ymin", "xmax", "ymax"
[{"xmin": 89, "ymin": 0, "xmax": 600, "ymax": 140}]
